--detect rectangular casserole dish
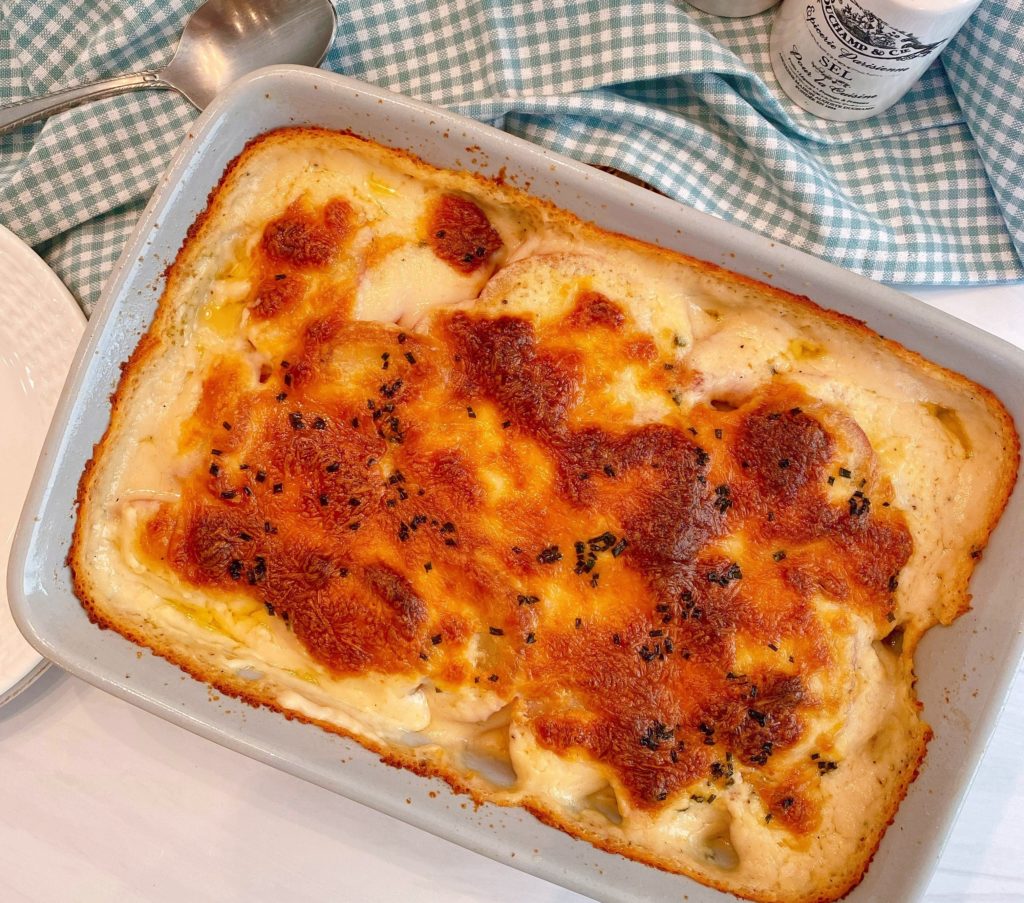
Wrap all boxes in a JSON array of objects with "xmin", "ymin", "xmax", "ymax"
[{"xmin": 9, "ymin": 65, "xmax": 1024, "ymax": 903}]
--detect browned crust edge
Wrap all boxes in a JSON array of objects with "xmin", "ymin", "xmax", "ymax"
[{"xmin": 68, "ymin": 125, "xmax": 1020, "ymax": 903}]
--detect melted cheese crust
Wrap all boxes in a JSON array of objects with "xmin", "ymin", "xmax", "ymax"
[{"xmin": 72, "ymin": 128, "xmax": 1019, "ymax": 903}]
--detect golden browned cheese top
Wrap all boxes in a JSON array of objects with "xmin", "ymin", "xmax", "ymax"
[{"xmin": 138, "ymin": 191, "xmax": 913, "ymax": 830}]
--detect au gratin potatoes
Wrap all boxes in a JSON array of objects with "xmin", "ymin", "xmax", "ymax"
[{"xmin": 71, "ymin": 127, "xmax": 1018, "ymax": 903}]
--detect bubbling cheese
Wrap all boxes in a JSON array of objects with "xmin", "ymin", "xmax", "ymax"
[{"xmin": 71, "ymin": 127, "xmax": 1018, "ymax": 903}]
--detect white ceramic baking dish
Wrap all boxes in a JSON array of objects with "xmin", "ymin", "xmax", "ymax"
[{"xmin": 9, "ymin": 65, "xmax": 1024, "ymax": 903}]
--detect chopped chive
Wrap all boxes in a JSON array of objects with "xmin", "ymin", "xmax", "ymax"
[{"xmin": 537, "ymin": 545, "xmax": 562, "ymax": 564}]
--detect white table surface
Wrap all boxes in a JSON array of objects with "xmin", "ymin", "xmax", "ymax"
[{"xmin": 1, "ymin": 282, "xmax": 1021, "ymax": 903}]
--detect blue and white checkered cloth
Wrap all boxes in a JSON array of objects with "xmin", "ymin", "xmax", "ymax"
[{"xmin": 1, "ymin": 0, "xmax": 1021, "ymax": 313}]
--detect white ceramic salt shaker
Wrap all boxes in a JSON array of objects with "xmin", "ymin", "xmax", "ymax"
[
  {"xmin": 687, "ymin": 0, "xmax": 780, "ymax": 17},
  {"xmin": 769, "ymin": 0, "xmax": 983, "ymax": 120}
]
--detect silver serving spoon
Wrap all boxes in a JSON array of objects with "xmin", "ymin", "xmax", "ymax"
[{"xmin": 0, "ymin": 0, "xmax": 337, "ymax": 136}]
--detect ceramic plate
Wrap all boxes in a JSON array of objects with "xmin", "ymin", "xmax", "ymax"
[{"xmin": 0, "ymin": 224, "xmax": 83, "ymax": 705}]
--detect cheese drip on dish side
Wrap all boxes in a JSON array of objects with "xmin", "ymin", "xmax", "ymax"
[{"xmin": 72, "ymin": 128, "xmax": 1018, "ymax": 903}]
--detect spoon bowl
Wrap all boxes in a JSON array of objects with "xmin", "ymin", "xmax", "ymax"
[
  {"xmin": 0, "ymin": 0, "xmax": 337, "ymax": 135},
  {"xmin": 163, "ymin": 0, "xmax": 337, "ymax": 109}
]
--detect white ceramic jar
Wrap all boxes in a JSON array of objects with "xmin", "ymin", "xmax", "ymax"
[
  {"xmin": 769, "ymin": 0, "xmax": 983, "ymax": 120},
  {"xmin": 687, "ymin": 0, "xmax": 780, "ymax": 17}
]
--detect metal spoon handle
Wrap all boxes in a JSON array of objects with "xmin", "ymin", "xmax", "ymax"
[{"xmin": 0, "ymin": 71, "xmax": 168, "ymax": 136}]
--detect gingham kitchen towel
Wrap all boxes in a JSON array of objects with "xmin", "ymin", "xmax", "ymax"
[{"xmin": 1, "ymin": 0, "xmax": 1021, "ymax": 313}]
